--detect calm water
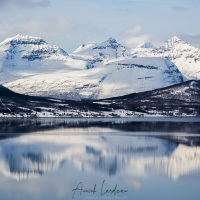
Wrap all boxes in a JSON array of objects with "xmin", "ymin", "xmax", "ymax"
[{"xmin": 0, "ymin": 118, "xmax": 200, "ymax": 200}]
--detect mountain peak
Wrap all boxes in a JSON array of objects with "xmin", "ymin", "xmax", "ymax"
[
  {"xmin": 171, "ymin": 35, "xmax": 181, "ymax": 41},
  {"xmin": 73, "ymin": 43, "xmax": 97, "ymax": 53},
  {"xmin": 0, "ymin": 34, "xmax": 46, "ymax": 46},
  {"xmin": 90, "ymin": 37, "xmax": 129, "ymax": 58},
  {"xmin": 72, "ymin": 37, "xmax": 129, "ymax": 60},
  {"xmin": 136, "ymin": 42, "xmax": 154, "ymax": 49},
  {"xmin": 95, "ymin": 37, "xmax": 121, "ymax": 50},
  {"xmin": 14, "ymin": 34, "xmax": 42, "ymax": 40},
  {"xmin": 107, "ymin": 37, "xmax": 117, "ymax": 43},
  {"xmin": 168, "ymin": 36, "xmax": 182, "ymax": 42},
  {"xmin": 13, "ymin": 33, "xmax": 23, "ymax": 38},
  {"xmin": 164, "ymin": 36, "xmax": 186, "ymax": 49},
  {"xmin": 0, "ymin": 34, "xmax": 68, "ymax": 62}
]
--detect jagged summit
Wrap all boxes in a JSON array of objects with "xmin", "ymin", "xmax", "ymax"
[
  {"xmin": 12, "ymin": 33, "xmax": 41, "ymax": 40},
  {"xmin": 164, "ymin": 36, "xmax": 186, "ymax": 49},
  {"xmin": 0, "ymin": 34, "xmax": 68, "ymax": 63},
  {"xmin": 168, "ymin": 36, "xmax": 182, "ymax": 42},
  {"xmin": 136, "ymin": 42, "xmax": 154, "ymax": 49},
  {"xmin": 73, "ymin": 38, "xmax": 120, "ymax": 55},
  {"xmin": 131, "ymin": 36, "xmax": 200, "ymax": 80},
  {"xmin": 0, "ymin": 34, "xmax": 46, "ymax": 46},
  {"xmin": 106, "ymin": 37, "xmax": 118, "ymax": 43},
  {"xmin": 95, "ymin": 37, "xmax": 120, "ymax": 49},
  {"xmin": 73, "ymin": 37, "xmax": 130, "ymax": 59}
]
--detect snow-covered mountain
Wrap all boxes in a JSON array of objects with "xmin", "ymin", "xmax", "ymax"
[
  {"xmin": 71, "ymin": 37, "xmax": 131, "ymax": 69},
  {"xmin": 0, "ymin": 34, "xmax": 68, "ymax": 59},
  {"xmin": 131, "ymin": 36, "xmax": 200, "ymax": 80},
  {"xmin": 131, "ymin": 42, "xmax": 155, "ymax": 59},
  {"xmin": 72, "ymin": 37, "xmax": 130, "ymax": 60},
  {"xmin": 4, "ymin": 57, "xmax": 184, "ymax": 100},
  {"xmin": 0, "ymin": 34, "xmax": 87, "ymax": 84},
  {"xmin": 136, "ymin": 42, "xmax": 154, "ymax": 49},
  {"xmin": 0, "ymin": 34, "xmax": 187, "ymax": 100}
]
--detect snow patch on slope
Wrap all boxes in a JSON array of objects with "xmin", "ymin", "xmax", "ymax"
[{"xmin": 73, "ymin": 43, "xmax": 97, "ymax": 53}]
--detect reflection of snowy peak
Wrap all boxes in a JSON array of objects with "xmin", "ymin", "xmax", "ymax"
[
  {"xmin": 131, "ymin": 36, "xmax": 200, "ymax": 80},
  {"xmin": 0, "ymin": 144, "xmax": 68, "ymax": 180},
  {"xmin": 0, "ymin": 134, "xmax": 199, "ymax": 181},
  {"xmin": 126, "ymin": 144, "xmax": 200, "ymax": 181},
  {"xmin": 167, "ymin": 144, "xmax": 200, "ymax": 179}
]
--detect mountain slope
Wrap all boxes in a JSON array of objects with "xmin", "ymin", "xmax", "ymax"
[
  {"xmin": 131, "ymin": 36, "xmax": 200, "ymax": 80},
  {"xmin": 73, "ymin": 43, "xmax": 97, "ymax": 53},
  {"xmin": 0, "ymin": 34, "xmax": 191, "ymax": 101},
  {"xmin": 0, "ymin": 80, "xmax": 200, "ymax": 117},
  {"xmin": 4, "ymin": 57, "xmax": 184, "ymax": 100},
  {"xmin": 0, "ymin": 84, "xmax": 117, "ymax": 118},
  {"xmin": 97, "ymin": 80, "xmax": 200, "ymax": 116},
  {"xmin": 0, "ymin": 34, "xmax": 87, "ymax": 84}
]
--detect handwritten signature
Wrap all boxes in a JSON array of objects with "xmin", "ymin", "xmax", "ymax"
[{"xmin": 72, "ymin": 180, "xmax": 128, "ymax": 199}]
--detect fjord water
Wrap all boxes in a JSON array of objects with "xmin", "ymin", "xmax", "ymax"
[{"xmin": 0, "ymin": 118, "xmax": 200, "ymax": 200}]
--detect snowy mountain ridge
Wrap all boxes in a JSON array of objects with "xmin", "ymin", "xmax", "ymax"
[
  {"xmin": 0, "ymin": 34, "xmax": 68, "ymax": 60},
  {"xmin": 0, "ymin": 34, "xmax": 199, "ymax": 100},
  {"xmin": 131, "ymin": 36, "xmax": 200, "ymax": 80},
  {"xmin": 73, "ymin": 43, "xmax": 97, "ymax": 53},
  {"xmin": 72, "ymin": 37, "xmax": 130, "ymax": 60},
  {"xmin": 0, "ymin": 34, "xmax": 87, "ymax": 84}
]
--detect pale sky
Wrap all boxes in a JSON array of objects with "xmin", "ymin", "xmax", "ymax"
[{"xmin": 0, "ymin": 0, "xmax": 199, "ymax": 52}]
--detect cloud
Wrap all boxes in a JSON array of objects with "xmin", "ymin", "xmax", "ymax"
[
  {"xmin": 121, "ymin": 25, "xmax": 150, "ymax": 48},
  {"xmin": 0, "ymin": 0, "xmax": 50, "ymax": 10},
  {"xmin": 0, "ymin": 16, "xmax": 78, "ymax": 51},
  {"xmin": 171, "ymin": 6, "xmax": 187, "ymax": 12},
  {"xmin": 0, "ymin": 16, "xmax": 76, "ymax": 37},
  {"xmin": 179, "ymin": 33, "xmax": 200, "ymax": 48},
  {"xmin": 123, "ymin": 25, "xmax": 142, "ymax": 37}
]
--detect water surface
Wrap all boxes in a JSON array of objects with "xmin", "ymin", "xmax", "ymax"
[{"xmin": 0, "ymin": 118, "xmax": 200, "ymax": 200}]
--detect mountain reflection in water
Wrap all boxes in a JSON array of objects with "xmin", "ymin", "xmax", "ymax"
[{"xmin": 0, "ymin": 118, "xmax": 200, "ymax": 182}]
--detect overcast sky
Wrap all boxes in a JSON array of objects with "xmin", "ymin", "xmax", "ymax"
[{"xmin": 0, "ymin": 0, "xmax": 199, "ymax": 52}]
